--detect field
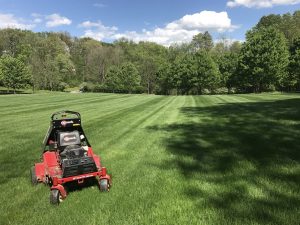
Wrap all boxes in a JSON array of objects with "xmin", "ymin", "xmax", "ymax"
[{"xmin": 0, "ymin": 93, "xmax": 299, "ymax": 225}]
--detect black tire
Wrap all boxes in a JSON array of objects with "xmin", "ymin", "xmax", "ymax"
[
  {"xmin": 99, "ymin": 179, "xmax": 109, "ymax": 192},
  {"xmin": 30, "ymin": 166, "xmax": 38, "ymax": 185},
  {"xmin": 50, "ymin": 189, "xmax": 60, "ymax": 205}
]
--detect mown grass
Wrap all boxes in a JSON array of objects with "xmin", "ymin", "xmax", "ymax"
[{"xmin": 0, "ymin": 92, "xmax": 299, "ymax": 225}]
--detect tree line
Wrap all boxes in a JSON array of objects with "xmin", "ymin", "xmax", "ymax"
[{"xmin": 0, "ymin": 10, "xmax": 299, "ymax": 94}]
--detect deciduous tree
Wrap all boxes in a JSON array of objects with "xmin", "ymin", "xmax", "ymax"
[{"xmin": 0, "ymin": 55, "xmax": 31, "ymax": 93}]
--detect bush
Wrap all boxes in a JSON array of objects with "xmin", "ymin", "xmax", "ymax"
[
  {"xmin": 93, "ymin": 84, "xmax": 106, "ymax": 92},
  {"xmin": 202, "ymin": 89, "xmax": 211, "ymax": 95},
  {"xmin": 228, "ymin": 88, "xmax": 237, "ymax": 94},
  {"xmin": 57, "ymin": 82, "xmax": 69, "ymax": 92},
  {"xmin": 79, "ymin": 82, "xmax": 88, "ymax": 92},
  {"xmin": 212, "ymin": 87, "xmax": 229, "ymax": 95},
  {"xmin": 132, "ymin": 85, "xmax": 144, "ymax": 94},
  {"xmin": 79, "ymin": 82, "xmax": 95, "ymax": 92},
  {"xmin": 265, "ymin": 84, "xmax": 276, "ymax": 92}
]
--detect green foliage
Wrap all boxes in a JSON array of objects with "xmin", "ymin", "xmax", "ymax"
[
  {"xmin": 256, "ymin": 14, "xmax": 282, "ymax": 29},
  {"xmin": 156, "ymin": 62, "xmax": 172, "ymax": 95},
  {"xmin": 169, "ymin": 54, "xmax": 195, "ymax": 94},
  {"xmin": 104, "ymin": 65, "xmax": 122, "ymax": 92},
  {"xmin": 56, "ymin": 53, "xmax": 75, "ymax": 83},
  {"xmin": 120, "ymin": 62, "xmax": 141, "ymax": 93},
  {"xmin": 193, "ymin": 51, "xmax": 220, "ymax": 94},
  {"xmin": 57, "ymin": 82, "xmax": 69, "ymax": 92},
  {"xmin": 238, "ymin": 27, "xmax": 289, "ymax": 92},
  {"xmin": 229, "ymin": 41, "xmax": 242, "ymax": 54},
  {"xmin": 216, "ymin": 52, "xmax": 239, "ymax": 89},
  {"xmin": 191, "ymin": 31, "xmax": 213, "ymax": 52},
  {"xmin": 0, "ymin": 55, "xmax": 31, "ymax": 92},
  {"xmin": 254, "ymin": 10, "xmax": 300, "ymax": 91},
  {"xmin": 256, "ymin": 10, "xmax": 300, "ymax": 46},
  {"xmin": 104, "ymin": 62, "xmax": 141, "ymax": 93},
  {"xmin": 287, "ymin": 37, "xmax": 300, "ymax": 90},
  {"xmin": 79, "ymin": 82, "xmax": 93, "ymax": 92}
]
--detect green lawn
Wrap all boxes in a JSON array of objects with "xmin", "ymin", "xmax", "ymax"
[{"xmin": 0, "ymin": 93, "xmax": 299, "ymax": 225}]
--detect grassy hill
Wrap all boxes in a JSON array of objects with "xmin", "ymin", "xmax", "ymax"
[{"xmin": 0, "ymin": 93, "xmax": 299, "ymax": 225}]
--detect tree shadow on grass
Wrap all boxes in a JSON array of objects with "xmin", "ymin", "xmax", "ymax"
[
  {"xmin": 148, "ymin": 98, "xmax": 300, "ymax": 225},
  {"xmin": 0, "ymin": 90, "xmax": 31, "ymax": 95}
]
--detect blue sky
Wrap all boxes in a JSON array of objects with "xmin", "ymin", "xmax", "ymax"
[{"xmin": 0, "ymin": 0, "xmax": 299, "ymax": 45}]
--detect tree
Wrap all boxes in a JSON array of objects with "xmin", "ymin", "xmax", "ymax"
[
  {"xmin": 192, "ymin": 51, "xmax": 220, "ymax": 94},
  {"xmin": 119, "ymin": 62, "xmax": 141, "ymax": 93},
  {"xmin": 230, "ymin": 41, "xmax": 242, "ymax": 54},
  {"xmin": 0, "ymin": 55, "xmax": 31, "ymax": 93},
  {"xmin": 56, "ymin": 53, "xmax": 75, "ymax": 84},
  {"xmin": 28, "ymin": 33, "xmax": 74, "ymax": 91},
  {"xmin": 217, "ymin": 52, "xmax": 239, "ymax": 90},
  {"xmin": 256, "ymin": 14, "xmax": 282, "ymax": 29},
  {"xmin": 156, "ymin": 62, "xmax": 172, "ymax": 95},
  {"xmin": 105, "ymin": 65, "xmax": 122, "ymax": 92},
  {"xmin": 105, "ymin": 62, "xmax": 141, "ymax": 93},
  {"xmin": 169, "ymin": 54, "xmax": 195, "ymax": 94},
  {"xmin": 130, "ymin": 41, "xmax": 168, "ymax": 94},
  {"xmin": 0, "ymin": 29, "xmax": 26, "ymax": 57},
  {"xmin": 255, "ymin": 10, "xmax": 300, "ymax": 46},
  {"xmin": 190, "ymin": 31, "xmax": 213, "ymax": 52},
  {"xmin": 238, "ymin": 27, "xmax": 289, "ymax": 92},
  {"xmin": 140, "ymin": 56, "xmax": 157, "ymax": 94},
  {"xmin": 287, "ymin": 37, "xmax": 300, "ymax": 90}
]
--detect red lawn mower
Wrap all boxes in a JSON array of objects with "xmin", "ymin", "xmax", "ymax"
[{"xmin": 30, "ymin": 110, "xmax": 112, "ymax": 204}]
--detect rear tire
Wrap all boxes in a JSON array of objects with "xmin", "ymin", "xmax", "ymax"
[
  {"xmin": 30, "ymin": 166, "xmax": 38, "ymax": 185},
  {"xmin": 50, "ymin": 189, "xmax": 60, "ymax": 205},
  {"xmin": 99, "ymin": 179, "xmax": 109, "ymax": 192}
]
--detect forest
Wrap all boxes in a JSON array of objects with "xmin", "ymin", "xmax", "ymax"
[{"xmin": 0, "ymin": 10, "xmax": 299, "ymax": 95}]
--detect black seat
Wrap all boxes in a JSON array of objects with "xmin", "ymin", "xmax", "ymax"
[{"xmin": 60, "ymin": 144, "xmax": 85, "ymax": 159}]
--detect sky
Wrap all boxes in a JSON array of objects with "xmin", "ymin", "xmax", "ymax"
[{"xmin": 0, "ymin": 0, "xmax": 299, "ymax": 46}]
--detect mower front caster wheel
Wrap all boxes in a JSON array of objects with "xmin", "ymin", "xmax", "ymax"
[
  {"xmin": 50, "ymin": 189, "xmax": 62, "ymax": 205},
  {"xmin": 99, "ymin": 179, "xmax": 109, "ymax": 192}
]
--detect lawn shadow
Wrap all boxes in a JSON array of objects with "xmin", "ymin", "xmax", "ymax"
[
  {"xmin": 147, "ymin": 98, "xmax": 300, "ymax": 224},
  {"xmin": 0, "ymin": 90, "xmax": 31, "ymax": 95}
]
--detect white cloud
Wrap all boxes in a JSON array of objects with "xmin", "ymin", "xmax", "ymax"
[
  {"xmin": 93, "ymin": 3, "xmax": 106, "ymax": 8},
  {"xmin": 31, "ymin": 13, "xmax": 42, "ymax": 23},
  {"xmin": 45, "ymin": 14, "xmax": 72, "ymax": 27},
  {"xmin": 165, "ymin": 11, "xmax": 236, "ymax": 32},
  {"xmin": 0, "ymin": 13, "xmax": 35, "ymax": 29},
  {"xmin": 227, "ymin": 0, "xmax": 300, "ymax": 8},
  {"xmin": 33, "ymin": 18, "xmax": 42, "ymax": 23},
  {"xmin": 79, "ymin": 21, "xmax": 117, "ymax": 31},
  {"xmin": 79, "ymin": 11, "xmax": 238, "ymax": 46},
  {"xmin": 79, "ymin": 21, "xmax": 118, "ymax": 40}
]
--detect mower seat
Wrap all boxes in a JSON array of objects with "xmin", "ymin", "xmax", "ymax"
[{"xmin": 60, "ymin": 144, "xmax": 85, "ymax": 159}]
